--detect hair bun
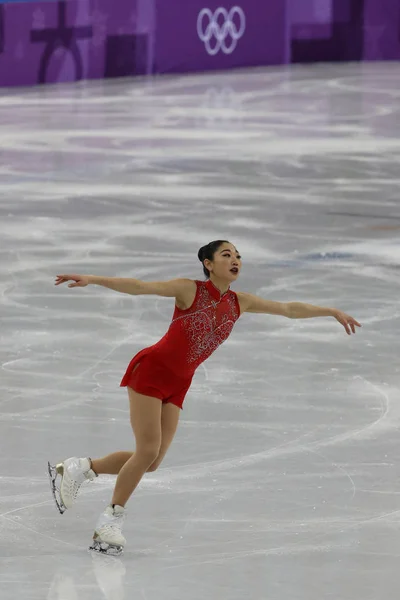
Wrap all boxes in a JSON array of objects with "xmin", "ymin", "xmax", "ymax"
[
  {"xmin": 198, "ymin": 246, "xmax": 206, "ymax": 262},
  {"xmin": 197, "ymin": 240, "xmax": 230, "ymax": 279}
]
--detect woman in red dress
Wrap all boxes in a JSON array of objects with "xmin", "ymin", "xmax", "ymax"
[{"xmin": 48, "ymin": 240, "xmax": 360, "ymax": 555}]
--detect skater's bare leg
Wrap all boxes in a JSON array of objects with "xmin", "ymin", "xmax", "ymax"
[
  {"xmin": 91, "ymin": 452, "xmax": 133, "ymax": 475},
  {"xmin": 109, "ymin": 389, "xmax": 180, "ymax": 506},
  {"xmin": 111, "ymin": 388, "xmax": 162, "ymax": 507},
  {"xmin": 89, "ymin": 391, "xmax": 180, "ymax": 555},
  {"xmin": 92, "ymin": 401, "xmax": 180, "ymax": 476},
  {"xmin": 146, "ymin": 401, "xmax": 181, "ymax": 471}
]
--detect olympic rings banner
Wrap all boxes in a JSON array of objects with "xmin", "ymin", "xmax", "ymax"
[
  {"xmin": 198, "ymin": 7, "xmax": 246, "ymax": 57},
  {"xmin": 154, "ymin": 0, "xmax": 287, "ymax": 73},
  {"xmin": 0, "ymin": 0, "xmax": 400, "ymax": 87}
]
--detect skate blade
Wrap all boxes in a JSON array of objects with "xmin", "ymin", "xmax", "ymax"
[
  {"xmin": 89, "ymin": 540, "xmax": 124, "ymax": 557},
  {"xmin": 47, "ymin": 461, "xmax": 66, "ymax": 515}
]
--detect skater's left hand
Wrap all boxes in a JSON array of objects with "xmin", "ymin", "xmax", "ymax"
[{"xmin": 333, "ymin": 310, "xmax": 361, "ymax": 335}]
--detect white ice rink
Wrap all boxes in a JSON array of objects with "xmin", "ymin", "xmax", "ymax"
[{"xmin": 1, "ymin": 62, "xmax": 400, "ymax": 599}]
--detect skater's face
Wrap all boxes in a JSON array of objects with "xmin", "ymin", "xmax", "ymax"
[{"xmin": 204, "ymin": 242, "xmax": 242, "ymax": 281}]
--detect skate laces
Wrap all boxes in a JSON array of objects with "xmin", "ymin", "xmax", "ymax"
[
  {"xmin": 100, "ymin": 522, "xmax": 123, "ymax": 535},
  {"xmin": 68, "ymin": 472, "xmax": 93, "ymax": 501},
  {"xmin": 97, "ymin": 513, "xmax": 125, "ymax": 540},
  {"xmin": 68, "ymin": 479, "xmax": 83, "ymax": 501},
  {"xmin": 98, "ymin": 508, "xmax": 125, "ymax": 532}
]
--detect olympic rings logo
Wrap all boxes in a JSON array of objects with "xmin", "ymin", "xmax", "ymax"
[{"xmin": 197, "ymin": 7, "xmax": 246, "ymax": 56}]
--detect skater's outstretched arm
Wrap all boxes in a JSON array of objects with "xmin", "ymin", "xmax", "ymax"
[
  {"xmin": 237, "ymin": 292, "xmax": 361, "ymax": 336},
  {"xmin": 55, "ymin": 274, "xmax": 196, "ymax": 305}
]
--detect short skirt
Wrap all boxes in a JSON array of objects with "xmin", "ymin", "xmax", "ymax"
[{"xmin": 120, "ymin": 348, "xmax": 193, "ymax": 410}]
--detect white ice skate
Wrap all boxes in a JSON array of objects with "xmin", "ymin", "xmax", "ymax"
[
  {"xmin": 47, "ymin": 457, "xmax": 97, "ymax": 514},
  {"xmin": 89, "ymin": 505, "xmax": 126, "ymax": 556}
]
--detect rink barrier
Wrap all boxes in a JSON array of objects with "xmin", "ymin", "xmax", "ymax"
[{"xmin": 0, "ymin": 0, "xmax": 399, "ymax": 87}]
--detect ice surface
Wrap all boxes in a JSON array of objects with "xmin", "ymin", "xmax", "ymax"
[{"xmin": 1, "ymin": 63, "xmax": 400, "ymax": 600}]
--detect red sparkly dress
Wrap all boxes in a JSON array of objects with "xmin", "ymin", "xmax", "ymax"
[{"xmin": 120, "ymin": 279, "xmax": 241, "ymax": 409}]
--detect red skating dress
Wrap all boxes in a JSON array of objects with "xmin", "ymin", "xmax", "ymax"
[{"xmin": 120, "ymin": 279, "xmax": 241, "ymax": 409}]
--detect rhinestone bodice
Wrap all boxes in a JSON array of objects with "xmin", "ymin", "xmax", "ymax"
[{"xmin": 150, "ymin": 279, "xmax": 241, "ymax": 376}]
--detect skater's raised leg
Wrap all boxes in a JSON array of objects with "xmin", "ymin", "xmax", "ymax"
[
  {"xmin": 91, "ymin": 398, "xmax": 180, "ymax": 475},
  {"xmin": 91, "ymin": 452, "xmax": 133, "ymax": 475}
]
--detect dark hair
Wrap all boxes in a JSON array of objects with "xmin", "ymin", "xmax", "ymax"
[{"xmin": 198, "ymin": 240, "xmax": 230, "ymax": 279}]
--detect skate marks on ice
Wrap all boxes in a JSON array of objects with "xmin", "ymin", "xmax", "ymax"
[
  {"xmin": 144, "ymin": 376, "xmax": 396, "ymax": 487},
  {"xmin": 0, "ymin": 553, "xmax": 128, "ymax": 600},
  {"xmin": 1, "ymin": 63, "xmax": 400, "ymax": 598},
  {"xmin": 124, "ymin": 378, "xmax": 400, "ymax": 569},
  {"xmin": 7, "ymin": 373, "xmax": 391, "ymax": 562}
]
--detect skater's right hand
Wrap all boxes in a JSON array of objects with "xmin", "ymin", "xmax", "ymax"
[{"xmin": 55, "ymin": 274, "xmax": 90, "ymax": 288}]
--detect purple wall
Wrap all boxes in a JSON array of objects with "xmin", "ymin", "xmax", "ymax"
[
  {"xmin": 0, "ymin": 0, "xmax": 399, "ymax": 87},
  {"xmin": 0, "ymin": 0, "xmax": 155, "ymax": 87},
  {"xmin": 290, "ymin": 0, "xmax": 400, "ymax": 63}
]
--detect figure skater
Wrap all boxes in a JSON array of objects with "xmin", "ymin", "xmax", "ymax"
[{"xmin": 48, "ymin": 240, "xmax": 361, "ymax": 555}]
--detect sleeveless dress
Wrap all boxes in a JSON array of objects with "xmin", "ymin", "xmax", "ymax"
[{"xmin": 120, "ymin": 279, "xmax": 241, "ymax": 409}]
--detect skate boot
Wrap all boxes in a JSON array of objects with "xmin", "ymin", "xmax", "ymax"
[
  {"xmin": 89, "ymin": 505, "xmax": 126, "ymax": 556},
  {"xmin": 47, "ymin": 457, "xmax": 97, "ymax": 514}
]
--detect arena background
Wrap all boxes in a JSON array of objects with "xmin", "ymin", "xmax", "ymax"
[
  {"xmin": 0, "ymin": 0, "xmax": 399, "ymax": 86},
  {"xmin": 1, "ymin": 2, "xmax": 400, "ymax": 600}
]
